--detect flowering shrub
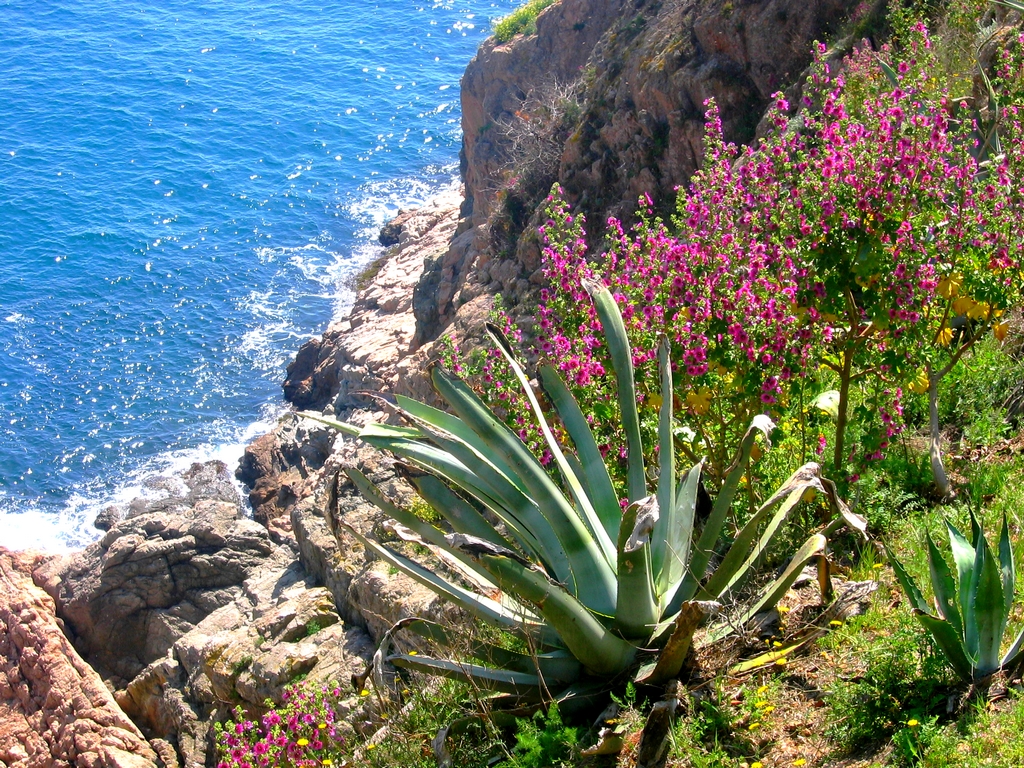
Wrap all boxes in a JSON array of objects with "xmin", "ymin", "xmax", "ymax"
[
  {"xmin": 216, "ymin": 683, "xmax": 347, "ymax": 768},
  {"xmin": 535, "ymin": 25, "xmax": 1024, "ymax": 484}
]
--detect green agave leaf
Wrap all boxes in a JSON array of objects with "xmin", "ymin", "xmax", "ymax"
[
  {"xmin": 638, "ymin": 600, "xmax": 720, "ymax": 685},
  {"xmin": 345, "ymin": 467, "xmax": 500, "ymax": 589},
  {"xmin": 582, "ymin": 278, "xmax": 646, "ymax": 504},
  {"xmin": 650, "ymin": 337, "xmax": 676, "ymax": 591},
  {"xmin": 704, "ymin": 533, "xmax": 827, "ymax": 645},
  {"xmin": 614, "ymin": 495, "xmax": 660, "ymax": 640},
  {"xmin": 486, "ymin": 323, "xmax": 617, "ymax": 569},
  {"xmin": 657, "ymin": 462, "xmax": 703, "ymax": 609},
  {"xmin": 915, "ymin": 611, "xmax": 975, "ymax": 684},
  {"xmin": 970, "ymin": 529, "xmax": 1006, "ymax": 679},
  {"xmin": 361, "ymin": 431, "xmax": 553, "ymax": 569},
  {"xmin": 1001, "ymin": 624, "xmax": 1024, "ymax": 671},
  {"xmin": 999, "ymin": 514, "xmax": 1015, "ymax": 626},
  {"xmin": 926, "ymin": 530, "xmax": 964, "ymax": 642},
  {"xmin": 702, "ymin": 463, "xmax": 822, "ymax": 601},
  {"xmin": 946, "ymin": 517, "xmax": 977, "ymax": 649},
  {"xmin": 389, "ymin": 654, "xmax": 544, "ymax": 696},
  {"xmin": 341, "ymin": 522, "xmax": 542, "ymax": 631},
  {"xmin": 538, "ymin": 363, "xmax": 621, "ymax": 544},
  {"xmin": 396, "ymin": 394, "xmax": 528, "ymax": 495},
  {"xmin": 403, "ymin": 418, "xmax": 568, "ymax": 580},
  {"xmin": 471, "ymin": 549, "xmax": 637, "ymax": 677},
  {"xmin": 406, "ymin": 473, "xmax": 510, "ymax": 549},
  {"xmin": 298, "ymin": 411, "xmax": 368, "ymax": 438},
  {"xmin": 681, "ymin": 415, "xmax": 776, "ymax": 602},
  {"xmin": 886, "ymin": 543, "xmax": 931, "ymax": 615},
  {"xmin": 430, "ymin": 363, "xmax": 618, "ymax": 617}
]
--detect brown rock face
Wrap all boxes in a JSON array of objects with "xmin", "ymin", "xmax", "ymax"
[
  {"xmin": 0, "ymin": 549, "xmax": 161, "ymax": 768},
  {"xmin": 33, "ymin": 463, "xmax": 289, "ymax": 684}
]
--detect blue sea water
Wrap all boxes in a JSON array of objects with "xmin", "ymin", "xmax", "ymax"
[{"xmin": 0, "ymin": 0, "xmax": 514, "ymax": 550}]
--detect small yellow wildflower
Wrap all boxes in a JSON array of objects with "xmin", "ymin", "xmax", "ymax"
[
  {"xmin": 763, "ymin": 706, "xmax": 775, "ymax": 715},
  {"xmin": 755, "ymin": 701, "xmax": 770, "ymax": 709},
  {"xmin": 778, "ymin": 605, "xmax": 790, "ymax": 614},
  {"xmin": 408, "ymin": 650, "xmax": 418, "ymax": 655},
  {"xmin": 772, "ymin": 641, "xmax": 783, "ymax": 648},
  {"xmin": 794, "ymin": 760, "xmax": 807, "ymax": 766},
  {"xmin": 367, "ymin": 743, "xmax": 377, "ymax": 750},
  {"xmin": 752, "ymin": 762, "xmax": 764, "ymax": 768},
  {"xmin": 297, "ymin": 738, "xmax": 310, "ymax": 747},
  {"xmin": 775, "ymin": 657, "xmax": 788, "ymax": 666},
  {"xmin": 319, "ymin": 723, "xmax": 327, "ymax": 729},
  {"xmin": 749, "ymin": 722, "xmax": 761, "ymax": 731},
  {"xmin": 873, "ymin": 562, "xmax": 884, "ymax": 569},
  {"xmin": 757, "ymin": 685, "xmax": 769, "ymax": 695},
  {"xmin": 907, "ymin": 719, "xmax": 920, "ymax": 728},
  {"xmin": 829, "ymin": 620, "xmax": 843, "ymax": 627},
  {"xmin": 360, "ymin": 689, "xmax": 370, "ymax": 697},
  {"xmin": 323, "ymin": 761, "xmax": 333, "ymax": 766}
]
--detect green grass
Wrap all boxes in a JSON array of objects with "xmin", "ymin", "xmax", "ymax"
[{"xmin": 492, "ymin": 0, "xmax": 556, "ymax": 43}]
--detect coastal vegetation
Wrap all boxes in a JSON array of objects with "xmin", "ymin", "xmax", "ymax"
[
  {"xmin": 492, "ymin": 0, "xmax": 557, "ymax": 43},
  {"xmin": 216, "ymin": 0, "xmax": 1024, "ymax": 766}
]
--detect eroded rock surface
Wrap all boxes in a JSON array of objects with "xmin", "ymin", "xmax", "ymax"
[
  {"xmin": 1, "ymin": 549, "xmax": 161, "ymax": 768},
  {"xmin": 33, "ymin": 462, "xmax": 287, "ymax": 686}
]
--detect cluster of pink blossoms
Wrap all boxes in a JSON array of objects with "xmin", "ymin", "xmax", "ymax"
[
  {"xmin": 217, "ymin": 684, "xmax": 346, "ymax": 768},
  {"xmin": 534, "ymin": 25, "xmax": 1024, "ymax": 476}
]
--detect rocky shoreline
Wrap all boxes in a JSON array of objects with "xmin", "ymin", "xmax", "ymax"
[{"xmin": 0, "ymin": 0, "xmax": 871, "ymax": 762}]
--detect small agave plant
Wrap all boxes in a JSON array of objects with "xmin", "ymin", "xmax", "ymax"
[
  {"xmin": 888, "ymin": 513, "xmax": 1024, "ymax": 686},
  {"xmin": 309, "ymin": 281, "xmax": 864, "ymax": 700}
]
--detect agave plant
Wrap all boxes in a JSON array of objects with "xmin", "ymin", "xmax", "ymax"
[
  {"xmin": 310, "ymin": 280, "xmax": 865, "ymax": 698},
  {"xmin": 887, "ymin": 513, "xmax": 1024, "ymax": 685}
]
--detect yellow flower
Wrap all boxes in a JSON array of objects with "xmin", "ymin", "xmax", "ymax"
[
  {"xmin": 323, "ymin": 761, "xmax": 333, "ymax": 766},
  {"xmin": 686, "ymin": 388, "xmax": 713, "ymax": 416},
  {"xmin": 297, "ymin": 738, "xmax": 310, "ymax": 747},
  {"xmin": 829, "ymin": 620, "xmax": 843, "ymax": 627},
  {"xmin": 967, "ymin": 301, "xmax": 991, "ymax": 321},
  {"xmin": 794, "ymin": 760, "xmax": 807, "ymax": 766},
  {"xmin": 937, "ymin": 274, "xmax": 962, "ymax": 299},
  {"xmin": 873, "ymin": 562, "xmax": 884, "ymax": 569},
  {"xmin": 408, "ymin": 650, "xmax": 418, "ymax": 655},
  {"xmin": 360, "ymin": 689, "xmax": 370, "ymax": 697},
  {"xmin": 649, "ymin": 392, "xmax": 663, "ymax": 409},
  {"xmin": 757, "ymin": 685, "xmax": 769, "ymax": 695},
  {"xmin": 763, "ymin": 706, "xmax": 775, "ymax": 714},
  {"xmin": 752, "ymin": 763, "xmax": 764, "ymax": 768},
  {"xmin": 319, "ymin": 723, "xmax": 327, "ymax": 729},
  {"xmin": 936, "ymin": 326, "xmax": 954, "ymax": 347},
  {"xmin": 907, "ymin": 719, "xmax": 920, "ymax": 728},
  {"xmin": 775, "ymin": 657, "xmax": 788, "ymax": 666},
  {"xmin": 367, "ymin": 743, "xmax": 377, "ymax": 750},
  {"xmin": 749, "ymin": 722, "xmax": 761, "ymax": 730},
  {"xmin": 909, "ymin": 369, "xmax": 929, "ymax": 394},
  {"xmin": 953, "ymin": 296, "xmax": 975, "ymax": 315},
  {"xmin": 994, "ymin": 321, "xmax": 1009, "ymax": 341},
  {"xmin": 772, "ymin": 641, "xmax": 783, "ymax": 648},
  {"xmin": 755, "ymin": 700, "xmax": 770, "ymax": 708}
]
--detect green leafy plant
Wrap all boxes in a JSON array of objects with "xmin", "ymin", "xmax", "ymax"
[
  {"xmin": 497, "ymin": 702, "xmax": 578, "ymax": 768},
  {"xmin": 310, "ymin": 281, "xmax": 864, "ymax": 701},
  {"xmin": 887, "ymin": 513, "xmax": 1024, "ymax": 685},
  {"xmin": 492, "ymin": 0, "xmax": 556, "ymax": 44}
]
